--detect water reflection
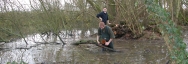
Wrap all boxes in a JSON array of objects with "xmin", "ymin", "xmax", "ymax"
[{"xmin": 0, "ymin": 29, "xmax": 169, "ymax": 64}]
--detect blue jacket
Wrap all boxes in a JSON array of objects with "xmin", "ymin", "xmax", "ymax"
[{"xmin": 96, "ymin": 11, "xmax": 109, "ymax": 25}]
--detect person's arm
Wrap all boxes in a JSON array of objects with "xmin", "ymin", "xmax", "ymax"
[
  {"xmin": 97, "ymin": 35, "xmax": 100, "ymax": 44},
  {"xmin": 105, "ymin": 26, "xmax": 115, "ymax": 46},
  {"xmin": 107, "ymin": 20, "xmax": 111, "ymax": 24},
  {"xmin": 96, "ymin": 12, "xmax": 102, "ymax": 18},
  {"xmin": 106, "ymin": 14, "xmax": 111, "ymax": 24},
  {"xmin": 107, "ymin": 14, "xmax": 109, "ymax": 20},
  {"xmin": 105, "ymin": 38, "xmax": 113, "ymax": 45},
  {"xmin": 96, "ymin": 12, "xmax": 103, "ymax": 21},
  {"xmin": 97, "ymin": 28, "xmax": 101, "ymax": 44}
]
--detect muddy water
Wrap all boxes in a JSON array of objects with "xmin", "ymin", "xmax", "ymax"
[
  {"xmin": 0, "ymin": 30, "xmax": 169, "ymax": 64},
  {"xmin": 75, "ymin": 39, "xmax": 169, "ymax": 64}
]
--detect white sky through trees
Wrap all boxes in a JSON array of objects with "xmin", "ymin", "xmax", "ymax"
[
  {"xmin": 1, "ymin": 0, "xmax": 187, "ymax": 11},
  {"xmin": 0, "ymin": 0, "xmax": 70, "ymax": 11}
]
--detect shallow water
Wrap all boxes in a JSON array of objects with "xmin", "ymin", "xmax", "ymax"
[{"xmin": 0, "ymin": 30, "xmax": 170, "ymax": 64}]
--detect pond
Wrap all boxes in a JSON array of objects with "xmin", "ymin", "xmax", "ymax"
[{"xmin": 0, "ymin": 29, "xmax": 170, "ymax": 64}]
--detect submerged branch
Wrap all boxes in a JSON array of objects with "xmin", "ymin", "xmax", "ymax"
[{"xmin": 72, "ymin": 39, "xmax": 122, "ymax": 52}]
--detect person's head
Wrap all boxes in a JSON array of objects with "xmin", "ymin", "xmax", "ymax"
[
  {"xmin": 103, "ymin": 7, "xmax": 107, "ymax": 13},
  {"xmin": 99, "ymin": 22, "xmax": 105, "ymax": 29}
]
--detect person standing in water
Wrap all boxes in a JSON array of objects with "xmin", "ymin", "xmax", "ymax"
[{"xmin": 97, "ymin": 22, "xmax": 115, "ymax": 51}]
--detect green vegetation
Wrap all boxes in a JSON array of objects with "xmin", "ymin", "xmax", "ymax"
[{"xmin": 146, "ymin": 0, "xmax": 188, "ymax": 63}]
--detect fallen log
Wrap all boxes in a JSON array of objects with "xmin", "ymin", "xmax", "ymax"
[
  {"xmin": 34, "ymin": 42, "xmax": 61, "ymax": 44},
  {"xmin": 72, "ymin": 40, "xmax": 122, "ymax": 52},
  {"xmin": 72, "ymin": 40, "xmax": 97, "ymax": 45}
]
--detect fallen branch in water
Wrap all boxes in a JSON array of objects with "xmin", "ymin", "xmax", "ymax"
[
  {"xmin": 71, "ymin": 40, "xmax": 97, "ymax": 45},
  {"xmin": 34, "ymin": 42, "xmax": 61, "ymax": 44},
  {"xmin": 72, "ymin": 40, "xmax": 122, "ymax": 52}
]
